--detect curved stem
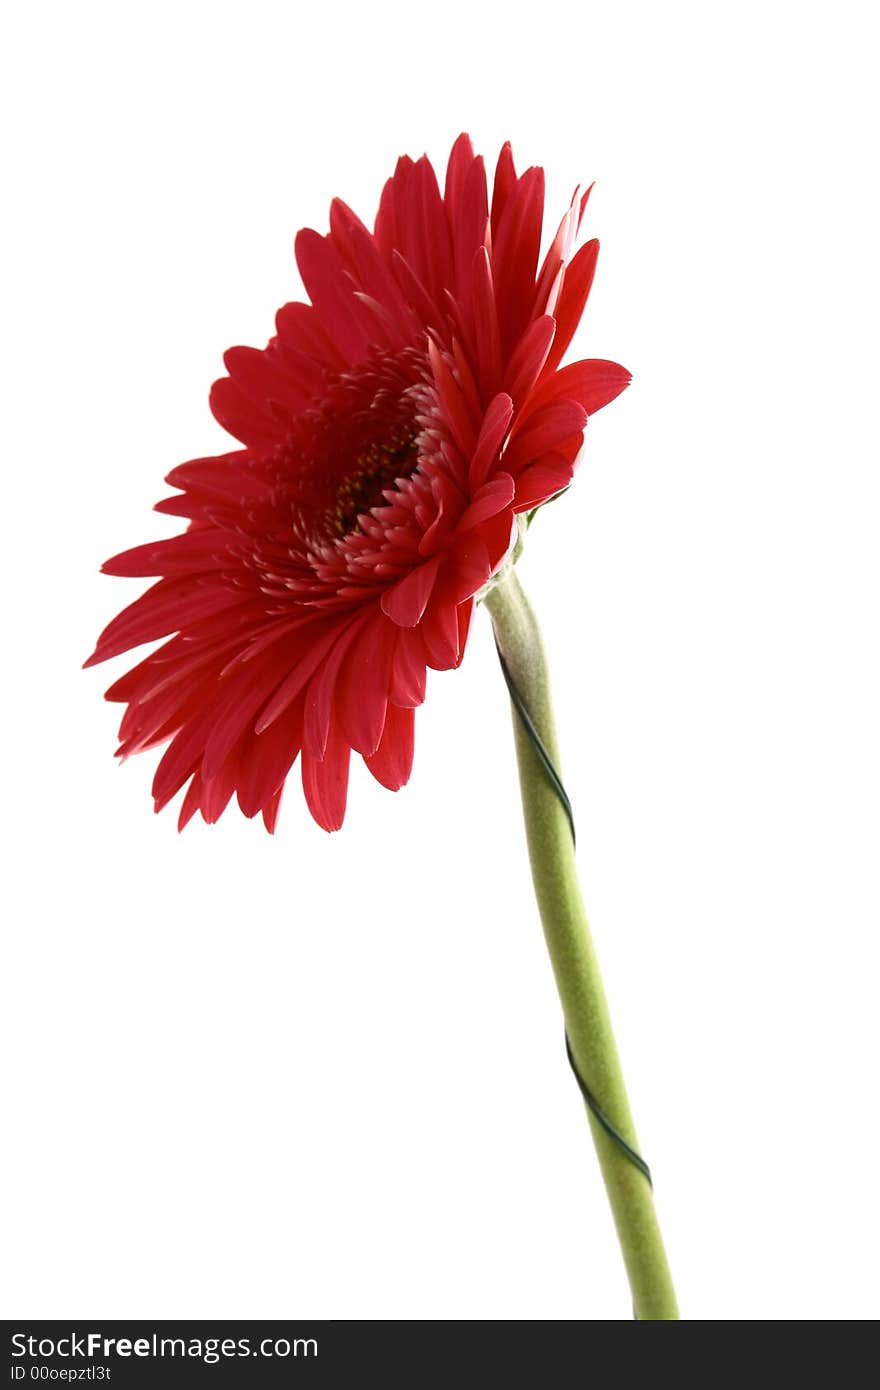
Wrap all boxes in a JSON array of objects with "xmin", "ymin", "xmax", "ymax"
[{"xmin": 484, "ymin": 569, "xmax": 679, "ymax": 1321}]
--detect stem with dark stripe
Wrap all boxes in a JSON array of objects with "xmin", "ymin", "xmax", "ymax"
[{"xmin": 485, "ymin": 568, "xmax": 679, "ymax": 1321}]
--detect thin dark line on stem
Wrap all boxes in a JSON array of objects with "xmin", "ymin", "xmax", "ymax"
[
  {"xmin": 494, "ymin": 645, "xmax": 576, "ymax": 845},
  {"xmin": 494, "ymin": 637, "xmax": 653, "ymax": 1194},
  {"xmin": 564, "ymin": 1034, "xmax": 652, "ymax": 1187}
]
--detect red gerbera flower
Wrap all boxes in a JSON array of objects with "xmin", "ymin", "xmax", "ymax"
[{"xmin": 85, "ymin": 134, "xmax": 630, "ymax": 833}]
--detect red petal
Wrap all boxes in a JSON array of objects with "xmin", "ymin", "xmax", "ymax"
[
  {"xmin": 255, "ymin": 620, "xmax": 352, "ymax": 734},
  {"xmin": 236, "ymin": 695, "xmax": 304, "ymax": 818},
  {"xmin": 452, "ymin": 159, "xmax": 489, "ymax": 307},
  {"xmin": 526, "ymin": 358, "xmax": 631, "ymax": 418},
  {"xmin": 475, "ymin": 507, "xmax": 518, "ymax": 573},
  {"xmin": 414, "ymin": 156, "xmax": 454, "ymax": 307},
  {"xmin": 380, "ymin": 554, "xmax": 442, "ymax": 627},
  {"xmin": 447, "ymin": 534, "xmax": 492, "ymax": 603},
  {"xmin": 152, "ymin": 703, "xmax": 217, "ymax": 812},
  {"xmin": 337, "ymin": 614, "xmax": 396, "ymax": 756},
  {"xmin": 491, "ymin": 165, "xmax": 545, "ymax": 350},
  {"xmin": 503, "ymin": 314, "xmax": 556, "ymax": 408},
  {"xmin": 85, "ymin": 580, "xmax": 248, "ymax": 667},
  {"xmin": 163, "ymin": 451, "xmax": 264, "ymax": 502},
  {"xmin": 457, "ymin": 473, "xmax": 515, "ymax": 531},
  {"xmin": 490, "ymin": 142, "xmax": 517, "ymax": 238},
  {"xmin": 456, "ymin": 598, "xmax": 475, "ymax": 660},
  {"xmin": 275, "ymin": 300, "xmax": 345, "ymax": 370},
  {"xmin": 200, "ymin": 752, "xmax": 238, "ymax": 824},
  {"xmin": 348, "ymin": 224, "xmax": 415, "ymax": 335},
  {"xmin": 101, "ymin": 531, "xmax": 234, "ymax": 579},
  {"xmin": 545, "ymin": 239, "xmax": 599, "ymax": 373},
  {"xmin": 328, "ymin": 196, "xmax": 371, "ymax": 263},
  {"xmin": 389, "ymin": 628, "xmax": 428, "ymax": 706},
  {"xmin": 178, "ymin": 773, "xmax": 203, "ymax": 831},
  {"xmin": 390, "ymin": 249, "xmax": 443, "ymax": 332},
  {"xmin": 444, "ymin": 133, "xmax": 475, "ymax": 211},
  {"xmin": 223, "ymin": 344, "xmax": 307, "ymax": 419},
  {"xmin": 471, "ymin": 247, "xmax": 503, "ymax": 398},
  {"xmin": 513, "ymin": 458, "xmax": 575, "ymax": 511},
  {"xmin": 421, "ymin": 591, "xmax": 461, "ymax": 669},
  {"xmin": 209, "ymin": 377, "xmax": 284, "ymax": 452},
  {"xmin": 201, "ymin": 651, "xmax": 292, "ymax": 783},
  {"xmin": 295, "ymin": 228, "xmax": 371, "ymax": 363},
  {"xmin": 262, "ymin": 786, "xmax": 284, "ymax": 834},
  {"xmin": 303, "ymin": 620, "xmax": 365, "ymax": 760},
  {"xmin": 364, "ymin": 704, "xmax": 414, "ymax": 791},
  {"xmin": 427, "ymin": 339, "xmax": 477, "ymax": 459},
  {"xmin": 301, "ymin": 721, "xmax": 351, "ymax": 832},
  {"xmin": 468, "ymin": 392, "xmax": 514, "ymax": 491},
  {"xmin": 504, "ymin": 400, "xmax": 587, "ymax": 474}
]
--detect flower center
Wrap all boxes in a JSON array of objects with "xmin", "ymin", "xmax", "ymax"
[
  {"xmin": 280, "ymin": 348, "xmax": 427, "ymax": 549},
  {"xmin": 326, "ymin": 425, "xmax": 420, "ymax": 538}
]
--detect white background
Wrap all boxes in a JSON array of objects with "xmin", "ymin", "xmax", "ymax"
[{"xmin": 2, "ymin": 1, "xmax": 878, "ymax": 1321}]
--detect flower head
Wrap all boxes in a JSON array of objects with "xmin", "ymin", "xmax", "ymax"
[{"xmin": 85, "ymin": 135, "xmax": 629, "ymax": 832}]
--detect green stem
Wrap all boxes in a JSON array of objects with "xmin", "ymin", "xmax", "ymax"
[{"xmin": 485, "ymin": 569, "xmax": 679, "ymax": 1321}]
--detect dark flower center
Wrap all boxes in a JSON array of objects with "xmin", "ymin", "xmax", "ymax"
[
  {"xmin": 280, "ymin": 348, "xmax": 427, "ymax": 550},
  {"xmin": 326, "ymin": 424, "xmax": 420, "ymax": 538}
]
